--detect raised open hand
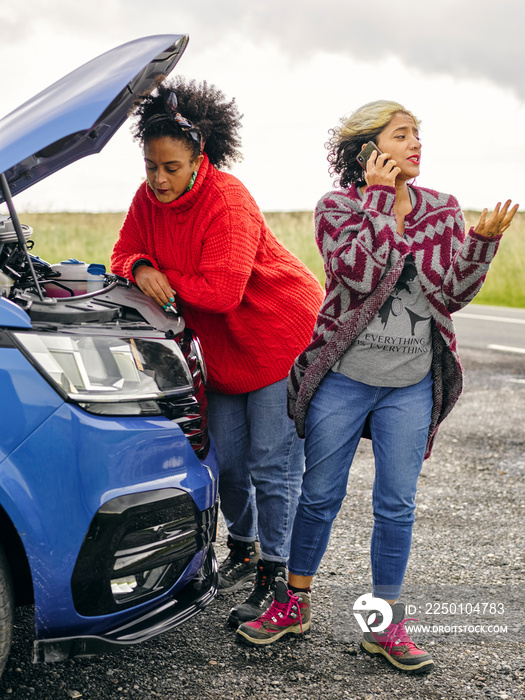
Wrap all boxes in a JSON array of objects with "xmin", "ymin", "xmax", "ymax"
[{"xmin": 473, "ymin": 200, "xmax": 519, "ymax": 239}]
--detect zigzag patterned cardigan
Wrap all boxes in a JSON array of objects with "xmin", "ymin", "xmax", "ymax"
[{"xmin": 288, "ymin": 183, "xmax": 502, "ymax": 459}]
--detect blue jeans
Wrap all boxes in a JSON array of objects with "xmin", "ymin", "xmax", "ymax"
[
  {"xmin": 207, "ymin": 378, "xmax": 305, "ymax": 564},
  {"xmin": 289, "ymin": 370, "xmax": 433, "ymax": 600}
]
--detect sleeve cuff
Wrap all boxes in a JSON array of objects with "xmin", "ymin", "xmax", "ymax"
[
  {"xmin": 363, "ymin": 185, "xmax": 396, "ymax": 216},
  {"xmin": 464, "ymin": 228, "xmax": 502, "ymax": 263},
  {"xmin": 131, "ymin": 258, "xmax": 154, "ymax": 276}
]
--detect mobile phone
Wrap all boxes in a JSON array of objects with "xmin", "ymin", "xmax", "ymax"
[{"xmin": 356, "ymin": 141, "xmax": 383, "ymax": 169}]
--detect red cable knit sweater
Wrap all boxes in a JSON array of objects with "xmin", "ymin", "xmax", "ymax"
[{"xmin": 111, "ymin": 155, "xmax": 324, "ymax": 394}]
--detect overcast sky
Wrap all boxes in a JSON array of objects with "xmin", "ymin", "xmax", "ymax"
[{"xmin": 1, "ymin": 1, "xmax": 524, "ymax": 214}]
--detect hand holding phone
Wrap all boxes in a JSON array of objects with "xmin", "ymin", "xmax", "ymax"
[
  {"xmin": 356, "ymin": 141, "xmax": 400, "ymax": 188},
  {"xmin": 356, "ymin": 141, "xmax": 383, "ymax": 170}
]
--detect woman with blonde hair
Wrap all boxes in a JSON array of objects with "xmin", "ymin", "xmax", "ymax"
[{"xmin": 236, "ymin": 100, "xmax": 518, "ymax": 673}]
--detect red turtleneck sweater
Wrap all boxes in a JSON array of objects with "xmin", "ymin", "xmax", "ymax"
[{"xmin": 111, "ymin": 155, "xmax": 324, "ymax": 394}]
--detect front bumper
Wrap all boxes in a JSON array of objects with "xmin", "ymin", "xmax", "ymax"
[
  {"xmin": 34, "ymin": 544, "xmax": 217, "ymax": 663},
  {"xmin": 71, "ymin": 488, "xmax": 217, "ymax": 617}
]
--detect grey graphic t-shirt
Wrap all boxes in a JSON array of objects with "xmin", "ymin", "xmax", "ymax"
[{"xmin": 333, "ymin": 254, "xmax": 433, "ymax": 387}]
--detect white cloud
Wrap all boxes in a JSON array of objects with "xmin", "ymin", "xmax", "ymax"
[{"xmin": 1, "ymin": 1, "xmax": 524, "ymax": 213}]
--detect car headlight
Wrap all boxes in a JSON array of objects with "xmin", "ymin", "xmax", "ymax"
[
  {"xmin": 190, "ymin": 335, "xmax": 207, "ymax": 386},
  {"xmin": 13, "ymin": 330, "xmax": 194, "ymax": 415}
]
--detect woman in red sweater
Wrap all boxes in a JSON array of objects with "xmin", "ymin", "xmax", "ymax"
[{"xmin": 111, "ymin": 78, "xmax": 324, "ymax": 626}]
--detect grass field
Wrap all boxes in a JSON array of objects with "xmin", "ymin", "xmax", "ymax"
[{"xmin": 17, "ymin": 209, "xmax": 525, "ymax": 308}]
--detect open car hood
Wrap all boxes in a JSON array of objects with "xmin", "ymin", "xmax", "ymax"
[{"xmin": 0, "ymin": 34, "xmax": 188, "ymax": 204}]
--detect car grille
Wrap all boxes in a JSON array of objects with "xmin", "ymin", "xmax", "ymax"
[{"xmin": 71, "ymin": 488, "xmax": 217, "ymax": 616}]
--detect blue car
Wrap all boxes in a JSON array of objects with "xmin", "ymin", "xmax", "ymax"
[{"xmin": 0, "ymin": 35, "xmax": 219, "ymax": 675}]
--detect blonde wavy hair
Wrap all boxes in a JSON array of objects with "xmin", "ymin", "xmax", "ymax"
[{"xmin": 327, "ymin": 100, "xmax": 420, "ymax": 188}]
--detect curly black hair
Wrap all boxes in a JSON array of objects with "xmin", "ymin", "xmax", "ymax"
[
  {"xmin": 130, "ymin": 76, "xmax": 243, "ymax": 169},
  {"xmin": 327, "ymin": 125, "xmax": 385, "ymax": 189}
]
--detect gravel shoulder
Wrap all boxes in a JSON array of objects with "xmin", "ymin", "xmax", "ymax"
[{"xmin": 1, "ymin": 347, "xmax": 524, "ymax": 699}]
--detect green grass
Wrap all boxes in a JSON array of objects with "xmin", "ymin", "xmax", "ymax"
[
  {"xmin": 20, "ymin": 212, "xmax": 126, "ymax": 272},
  {"xmin": 16, "ymin": 209, "xmax": 525, "ymax": 308},
  {"xmin": 264, "ymin": 211, "xmax": 326, "ymax": 283},
  {"xmin": 463, "ymin": 211, "xmax": 525, "ymax": 308}
]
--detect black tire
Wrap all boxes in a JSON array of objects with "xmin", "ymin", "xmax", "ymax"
[{"xmin": 0, "ymin": 543, "xmax": 14, "ymax": 678}]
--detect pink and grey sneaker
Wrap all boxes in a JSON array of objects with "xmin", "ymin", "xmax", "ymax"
[
  {"xmin": 361, "ymin": 602, "xmax": 434, "ymax": 674},
  {"xmin": 236, "ymin": 573, "xmax": 311, "ymax": 646}
]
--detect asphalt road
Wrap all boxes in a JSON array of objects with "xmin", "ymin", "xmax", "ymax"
[
  {"xmin": 0, "ymin": 312, "xmax": 523, "ymax": 699},
  {"xmin": 455, "ymin": 304, "xmax": 525, "ymax": 355}
]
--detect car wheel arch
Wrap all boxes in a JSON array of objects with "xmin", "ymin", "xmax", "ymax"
[{"xmin": 0, "ymin": 505, "xmax": 33, "ymax": 606}]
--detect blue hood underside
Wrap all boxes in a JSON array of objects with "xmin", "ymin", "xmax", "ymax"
[{"xmin": 0, "ymin": 34, "xmax": 188, "ymax": 204}]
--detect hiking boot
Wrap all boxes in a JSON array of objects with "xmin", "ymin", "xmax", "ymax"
[
  {"xmin": 218, "ymin": 536, "xmax": 259, "ymax": 594},
  {"xmin": 360, "ymin": 602, "xmax": 434, "ymax": 674},
  {"xmin": 228, "ymin": 559, "xmax": 286, "ymax": 628},
  {"xmin": 235, "ymin": 571, "xmax": 311, "ymax": 646}
]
